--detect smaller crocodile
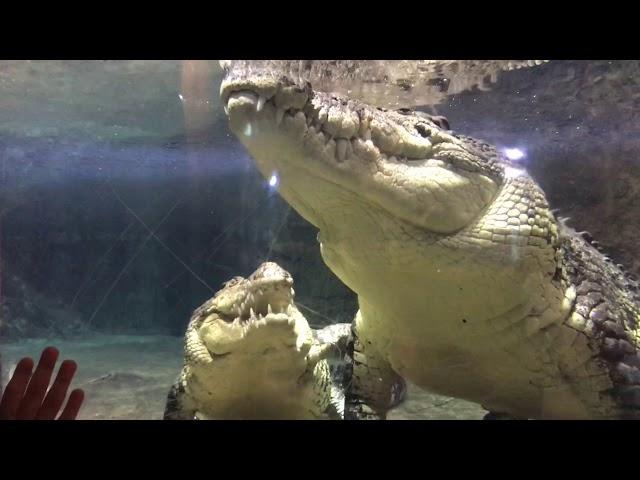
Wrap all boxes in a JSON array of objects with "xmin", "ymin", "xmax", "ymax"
[{"xmin": 163, "ymin": 262, "xmax": 351, "ymax": 420}]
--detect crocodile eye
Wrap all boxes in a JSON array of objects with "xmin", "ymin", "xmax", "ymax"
[
  {"xmin": 396, "ymin": 107, "xmax": 413, "ymax": 115},
  {"xmin": 431, "ymin": 115, "xmax": 450, "ymax": 130}
]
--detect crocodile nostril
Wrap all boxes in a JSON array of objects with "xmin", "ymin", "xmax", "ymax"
[
  {"xmin": 431, "ymin": 115, "xmax": 450, "ymax": 130},
  {"xmin": 415, "ymin": 124, "xmax": 431, "ymax": 138}
]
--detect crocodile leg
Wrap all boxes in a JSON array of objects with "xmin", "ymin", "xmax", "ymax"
[
  {"xmin": 344, "ymin": 320, "xmax": 405, "ymax": 420},
  {"xmin": 163, "ymin": 374, "xmax": 196, "ymax": 420}
]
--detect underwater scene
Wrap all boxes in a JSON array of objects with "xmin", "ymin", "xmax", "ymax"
[{"xmin": 1, "ymin": 60, "xmax": 639, "ymax": 419}]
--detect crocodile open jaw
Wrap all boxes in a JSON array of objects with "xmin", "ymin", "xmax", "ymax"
[{"xmin": 221, "ymin": 74, "xmax": 501, "ymax": 236}]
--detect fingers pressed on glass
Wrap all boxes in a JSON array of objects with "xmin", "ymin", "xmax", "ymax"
[
  {"xmin": 58, "ymin": 389, "xmax": 85, "ymax": 420},
  {"xmin": 15, "ymin": 347, "xmax": 59, "ymax": 420},
  {"xmin": 0, "ymin": 357, "xmax": 34, "ymax": 420},
  {"xmin": 36, "ymin": 360, "xmax": 78, "ymax": 420}
]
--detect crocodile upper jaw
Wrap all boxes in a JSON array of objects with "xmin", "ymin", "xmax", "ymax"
[{"xmin": 222, "ymin": 79, "xmax": 500, "ymax": 236}]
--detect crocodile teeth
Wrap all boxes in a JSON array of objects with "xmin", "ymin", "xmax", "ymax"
[
  {"xmin": 257, "ymin": 96, "xmax": 266, "ymax": 112},
  {"xmin": 326, "ymin": 138, "xmax": 336, "ymax": 156},
  {"xmin": 276, "ymin": 108, "xmax": 285, "ymax": 126},
  {"xmin": 267, "ymin": 304, "xmax": 273, "ymax": 314},
  {"xmin": 224, "ymin": 105, "xmax": 229, "ymax": 115},
  {"xmin": 363, "ymin": 128, "xmax": 372, "ymax": 141},
  {"xmin": 318, "ymin": 106, "xmax": 328, "ymax": 124},
  {"xmin": 250, "ymin": 307, "xmax": 256, "ymax": 318},
  {"xmin": 336, "ymin": 139, "xmax": 348, "ymax": 162}
]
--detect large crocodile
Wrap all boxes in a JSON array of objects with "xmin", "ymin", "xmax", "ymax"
[
  {"xmin": 220, "ymin": 65, "xmax": 640, "ymax": 419},
  {"xmin": 163, "ymin": 262, "xmax": 352, "ymax": 420}
]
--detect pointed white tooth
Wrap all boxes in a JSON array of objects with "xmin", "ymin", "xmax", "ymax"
[
  {"xmin": 276, "ymin": 108, "xmax": 285, "ymax": 126},
  {"xmin": 360, "ymin": 116, "xmax": 370, "ymax": 132},
  {"xmin": 336, "ymin": 139, "xmax": 347, "ymax": 162},
  {"xmin": 318, "ymin": 107, "xmax": 328, "ymax": 124},
  {"xmin": 326, "ymin": 138, "xmax": 336, "ymax": 156},
  {"xmin": 250, "ymin": 307, "xmax": 256, "ymax": 318},
  {"xmin": 224, "ymin": 105, "xmax": 229, "ymax": 115},
  {"xmin": 363, "ymin": 128, "xmax": 372, "ymax": 141},
  {"xmin": 257, "ymin": 96, "xmax": 266, "ymax": 112},
  {"xmin": 389, "ymin": 155, "xmax": 398, "ymax": 163}
]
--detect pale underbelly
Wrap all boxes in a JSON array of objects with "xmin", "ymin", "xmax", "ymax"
[
  {"xmin": 365, "ymin": 321, "xmax": 593, "ymax": 419},
  {"xmin": 192, "ymin": 381, "xmax": 320, "ymax": 419}
]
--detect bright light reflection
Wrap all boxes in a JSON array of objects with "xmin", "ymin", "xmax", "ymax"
[
  {"xmin": 268, "ymin": 172, "xmax": 279, "ymax": 188},
  {"xmin": 503, "ymin": 147, "xmax": 525, "ymax": 161}
]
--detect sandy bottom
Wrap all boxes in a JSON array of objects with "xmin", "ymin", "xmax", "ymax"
[{"xmin": 0, "ymin": 335, "xmax": 486, "ymax": 420}]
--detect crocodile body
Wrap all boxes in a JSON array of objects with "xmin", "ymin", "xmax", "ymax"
[
  {"xmin": 164, "ymin": 262, "xmax": 350, "ymax": 420},
  {"xmin": 220, "ymin": 65, "xmax": 640, "ymax": 419}
]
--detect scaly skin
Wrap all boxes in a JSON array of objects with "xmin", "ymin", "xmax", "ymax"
[
  {"xmin": 218, "ymin": 61, "xmax": 548, "ymax": 110},
  {"xmin": 164, "ymin": 262, "xmax": 350, "ymax": 420},
  {"xmin": 220, "ymin": 67, "xmax": 640, "ymax": 419}
]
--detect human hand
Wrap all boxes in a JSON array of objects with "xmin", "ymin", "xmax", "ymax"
[{"xmin": 0, "ymin": 346, "xmax": 85, "ymax": 420}]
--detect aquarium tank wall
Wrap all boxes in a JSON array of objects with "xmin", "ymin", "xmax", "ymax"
[{"xmin": 1, "ymin": 60, "xmax": 639, "ymax": 419}]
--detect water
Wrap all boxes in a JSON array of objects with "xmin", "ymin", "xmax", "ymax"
[{"xmin": 1, "ymin": 60, "xmax": 638, "ymax": 419}]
